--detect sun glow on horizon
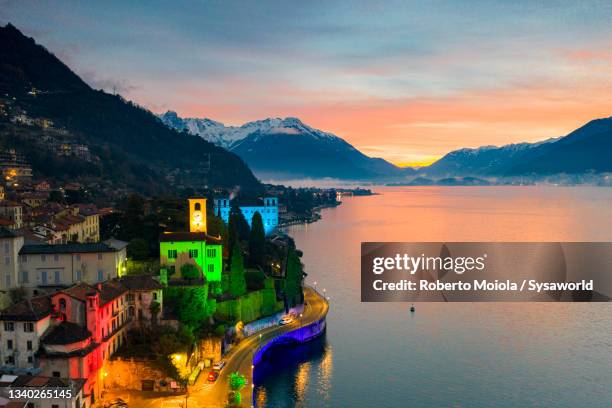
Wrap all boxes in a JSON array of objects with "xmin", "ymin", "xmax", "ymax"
[{"xmin": 395, "ymin": 157, "xmax": 441, "ymax": 168}]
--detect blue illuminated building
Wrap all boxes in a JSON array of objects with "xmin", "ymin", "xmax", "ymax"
[{"xmin": 213, "ymin": 197, "xmax": 278, "ymax": 235}]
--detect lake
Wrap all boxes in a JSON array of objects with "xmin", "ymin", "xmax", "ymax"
[{"xmin": 254, "ymin": 186, "xmax": 612, "ymax": 407}]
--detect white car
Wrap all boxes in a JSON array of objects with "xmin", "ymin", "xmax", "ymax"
[
  {"xmin": 213, "ymin": 360, "xmax": 226, "ymax": 371},
  {"xmin": 278, "ymin": 315, "xmax": 294, "ymax": 325}
]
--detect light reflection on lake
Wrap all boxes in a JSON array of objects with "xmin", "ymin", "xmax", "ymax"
[{"xmin": 255, "ymin": 187, "xmax": 612, "ymax": 407}]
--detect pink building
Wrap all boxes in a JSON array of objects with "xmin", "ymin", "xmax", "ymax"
[{"xmin": 0, "ymin": 276, "xmax": 163, "ymax": 406}]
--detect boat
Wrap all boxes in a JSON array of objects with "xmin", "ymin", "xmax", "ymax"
[{"xmin": 410, "ymin": 305, "xmax": 415, "ymax": 313}]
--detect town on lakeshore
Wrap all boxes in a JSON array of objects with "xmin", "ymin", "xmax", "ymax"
[
  {"xmin": 2, "ymin": 2, "xmax": 612, "ymax": 405},
  {"xmin": 0, "ymin": 183, "xmax": 334, "ymax": 407}
]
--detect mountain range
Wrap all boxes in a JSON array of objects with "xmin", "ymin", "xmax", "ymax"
[
  {"xmin": 160, "ymin": 111, "xmax": 408, "ymax": 180},
  {"xmin": 422, "ymin": 117, "xmax": 612, "ymax": 177},
  {"xmin": 0, "ymin": 24, "xmax": 261, "ymax": 193},
  {"xmin": 2, "ymin": 22, "xmax": 608, "ymax": 188}
]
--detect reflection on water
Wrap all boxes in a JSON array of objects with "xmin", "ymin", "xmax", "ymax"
[
  {"xmin": 254, "ymin": 334, "xmax": 332, "ymax": 407},
  {"xmin": 259, "ymin": 187, "xmax": 612, "ymax": 407}
]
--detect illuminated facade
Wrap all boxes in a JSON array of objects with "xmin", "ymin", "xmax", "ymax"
[
  {"xmin": 188, "ymin": 198, "xmax": 206, "ymax": 233},
  {"xmin": 213, "ymin": 197, "xmax": 278, "ymax": 235},
  {"xmin": 159, "ymin": 198, "xmax": 223, "ymax": 282},
  {"xmin": 0, "ymin": 276, "xmax": 163, "ymax": 406}
]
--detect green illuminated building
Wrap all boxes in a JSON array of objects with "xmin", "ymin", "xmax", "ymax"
[{"xmin": 159, "ymin": 198, "xmax": 223, "ymax": 282}]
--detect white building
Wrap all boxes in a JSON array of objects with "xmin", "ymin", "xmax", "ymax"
[
  {"xmin": 0, "ymin": 201, "xmax": 22, "ymax": 230},
  {"xmin": 0, "ymin": 296, "xmax": 52, "ymax": 372},
  {"xmin": 0, "ymin": 229, "xmax": 128, "ymax": 295}
]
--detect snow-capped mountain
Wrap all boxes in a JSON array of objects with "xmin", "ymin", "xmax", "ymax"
[
  {"xmin": 158, "ymin": 111, "xmax": 240, "ymax": 148},
  {"xmin": 159, "ymin": 111, "xmax": 340, "ymax": 149},
  {"xmin": 159, "ymin": 111, "xmax": 408, "ymax": 180}
]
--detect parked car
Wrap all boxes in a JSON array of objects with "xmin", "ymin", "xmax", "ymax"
[
  {"xmin": 213, "ymin": 360, "xmax": 226, "ymax": 371},
  {"xmin": 207, "ymin": 371, "xmax": 219, "ymax": 382},
  {"xmin": 278, "ymin": 315, "xmax": 294, "ymax": 325}
]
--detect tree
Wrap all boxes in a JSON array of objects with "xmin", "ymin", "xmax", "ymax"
[
  {"xmin": 229, "ymin": 372, "xmax": 246, "ymax": 391},
  {"xmin": 207, "ymin": 215, "xmax": 228, "ymax": 247},
  {"xmin": 47, "ymin": 190, "xmax": 64, "ymax": 203},
  {"xmin": 122, "ymin": 194, "xmax": 145, "ymax": 240},
  {"xmin": 229, "ymin": 202, "xmax": 249, "ymax": 242},
  {"xmin": 228, "ymin": 246, "xmax": 247, "ymax": 298},
  {"xmin": 284, "ymin": 249, "xmax": 303, "ymax": 309},
  {"xmin": 166, "ymin": 285, "xmax": 210, "ymax": 331},
  {"xmin": 9, "ymin": 287, "xmax": 27, "ymax": 305},
  {"xmin": 127, "ymin": 238, "xmax": 149, "ymax": 260},
  {"xmin": 180, "ymin": 263, "xmax": 200, "ymax": 282},
  {"xmin": 149, "ymin": 301, "xmax": 161, "ymax": 326},
  {"xmin": 248, "ymin": 211, "xmax": 266, "ymax": 267}
]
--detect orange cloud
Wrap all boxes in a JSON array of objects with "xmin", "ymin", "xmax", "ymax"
[{"xmin": 133, "ymin": 59, "xmax": 612, "ymax": 165}]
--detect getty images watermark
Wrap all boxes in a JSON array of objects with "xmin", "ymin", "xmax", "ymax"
[{"xmin": 361, "ymin": 243, "xmax": 612, "ymax": 302}]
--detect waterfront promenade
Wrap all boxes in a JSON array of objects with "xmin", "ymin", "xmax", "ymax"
[
  {"xmin": 192, "ymin": 286, "xmax": 329, "ymax": 407},
  {"xmin": 103, "ymin": 287, "xmax": 328, "ymax": 408}
]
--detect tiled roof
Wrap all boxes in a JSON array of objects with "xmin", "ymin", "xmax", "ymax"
[
  {"xmin": 0, "ymin": 296, "xmax": 53, "ymax": 321},
  {"xmin": 0, "ymin": 200, "xmax": 21, "ymax": 207},
  {"xmin": 159, "ymin": 231, "xmax": 222, "ymax": 244},
  {"xmin": 103, "ymin": 238, "xmax": 129, "ymax": 250},
  {"xmin": 60, "ymin": 283, "xmax": 98, "ymax": 302},
  {"xmin": 0, "ymin": 226, "xmax": 18, "ymax": 237},
  {"xmin": 119, "ymin": 275, "xmax": 163, "ymax": 291},
  {"xmin": 42, "ymin": 321, "xmax": 91, "ymax": 345},
  {"xmin": 99, "ymin": 279, "xmax": 127, "ymax": 305},
  {"xmin": 59, "ymin": 280, "xmax": 127, "ymax": 306},
  {"xmin": 8, "ymin": 375, "xmax": 80, "ymax": 389},
  {"xmin": 19, "ymin": 242, "xmax": 123, "ymax": 255}
]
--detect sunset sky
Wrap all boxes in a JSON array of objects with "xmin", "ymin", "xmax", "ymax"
[{"xmin": 3, "ymin": 0, "xmax": 612, "ymax": 166}]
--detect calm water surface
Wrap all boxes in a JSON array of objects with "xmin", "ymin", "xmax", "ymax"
[{"xmin": 254, "ymin": 187, "xmax": 612, "ymax": 407}]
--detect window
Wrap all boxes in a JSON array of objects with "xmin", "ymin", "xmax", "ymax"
[
  {"xmin": 27, "ymin": 340, "xmax": 33, "ymax": 350},
  {"xmin": 97, "ymin": 270, "xmax": 104, "ymax": 282},
  {"xmin": 6, "ymin": 356, "xmax": 14, "ymax": 364},
  {"xmin": 28, "ymin": 356, "xmax": 34, "ymax": 364},
  {"xmin": 76, "ymin": 269, "xmax": 82, "ymax": 281},
  {"xmin": 23, "ymin": 322, "xmax": 34, "ymax": 332},
  {"xmin": 5, "ymin": 275, "xmax": 10, "ymax": 287},
  {"xmin": 20, "ymin": 255, "xmax": 27, "ymax": 263},
  {"xmin": 4, "ymin": 257, "xmax": 9, "ymax": 265},
  {"xmin": 21, "ymin": 270, "xmax": 29, "ymax": 284},
  {"xmin": 3, "ymin": 243, "xmax": 8, "ymax": 254},
  {"xmin": 54, "ymin": 254, "xmax": 59, "ymax": 262},
  {"xmin": 153, "ymin": 292, "xmax": 158, "ymax": 300},
  {"xmin": 207, "ymin": 248, "xmax": 216, "ymax": 257},
  {"xmin": 41, "ymin": 270, "xmax": 48, "ymax": 285},
  {"xmin": 189, "ymin": 249, "xmax": 198, "ymax": 258},
  {"xmin": 97, "ymin": 253, "xmax": 103, "ymax": 260},
  {"xmin": 41, "ymin": 254, "xmax": 46, "ymax": 262},
  {"xmin": 54, "ymin": 270, "xmax": 61, "ymax": 284},
  {"xmin": 194, "ymin": 203, "xmax": 201, "ymax": 211},
  {"xmin": 76, "ymin": 254, "xmax": 81, "ymax": 261},
  {"xmin": 7, "ymin": 340, "xmax": 13, "ymax": 350},
  {"xmin": 168, "ymin": 249, "xmax": 177, "ymax": 259},
  {"xmin": 4, "ymin": 322, "xmax": 14, "ymax": 331},
  {"xmin": 208, "ymin": 264, "xmax": 214, "ymax": 273}
]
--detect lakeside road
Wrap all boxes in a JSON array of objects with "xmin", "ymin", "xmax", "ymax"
[
  {"xmin": 104, "ymin": 287, "xmax": 329, "ymax": 408},
  {"xmin": 189, "ymin": 286, "xmax": 329, "ymax": 407}
]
